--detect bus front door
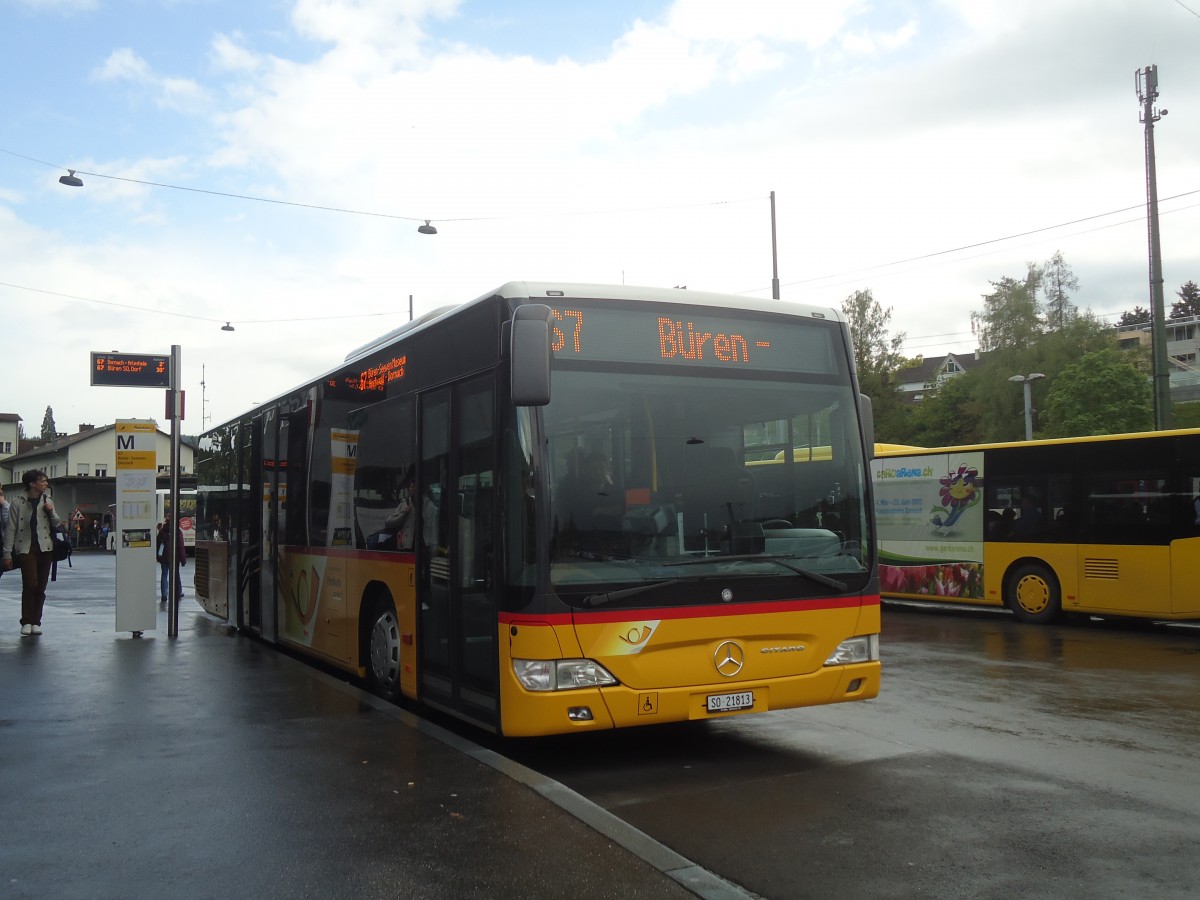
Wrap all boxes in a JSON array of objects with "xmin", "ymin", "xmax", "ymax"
[{"xmin": 418, "ymin": 378, "xmax": 499, "ymax": 728}]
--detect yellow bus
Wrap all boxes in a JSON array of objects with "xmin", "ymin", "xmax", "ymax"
[
  {"xmin": 193, "ymin": 282, "xmax": 881, "ymax": 736},
  {"xmin": 872, "ymin": 430, "xmax": 1200, "ymax": 624}
]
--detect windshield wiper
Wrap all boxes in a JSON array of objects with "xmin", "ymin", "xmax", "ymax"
[
  {"xmin": 665, "ymin": 554, "xmax": 847, "ymax": 592},
  {"xmin": 582, "ymin": 579, "xmax": 680, "ymax": 608}
]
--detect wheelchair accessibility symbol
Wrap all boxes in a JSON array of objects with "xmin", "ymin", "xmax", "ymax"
[{"xmin": 638, "ymin": 692, "xmax": 659, "ymax": 715}]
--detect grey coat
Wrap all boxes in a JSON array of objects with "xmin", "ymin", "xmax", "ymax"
[{"xmin": 2, "ymin": 492, "xmax": 64, "ymax": 561}]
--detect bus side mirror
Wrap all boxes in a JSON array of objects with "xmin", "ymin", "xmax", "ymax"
[
  {"xmin": 511, "ymin": 304, "xmax": 552, "ymax": 406},
  {"xmin": 859, "ymin": 393, "xmax": 875, "ymax": 460}
]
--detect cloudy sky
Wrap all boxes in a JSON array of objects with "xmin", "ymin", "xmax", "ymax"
[{"xmin": 2, "ymin": 0, "xmax": 1199, "ymax": 436}]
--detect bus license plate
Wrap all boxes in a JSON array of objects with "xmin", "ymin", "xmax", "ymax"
[{"xmin": 707, "ymin": 691, "xmax": 754, "ymax": 713}]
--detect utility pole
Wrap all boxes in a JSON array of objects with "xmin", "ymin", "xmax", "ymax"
[
  {"xmin": 200, "ymin": 363, "xmax": 210, "ymax": 432},
  {"xmin": 1136, "ymin": 65, "xmax": 1172, "ymax": 430},
  {"xmin": 770, "ymin": 190, "xmax": 780, "ymax": 300},
  {"xmin": 168, "ymin": 344, "xmax": 182, "ymax": 638}
]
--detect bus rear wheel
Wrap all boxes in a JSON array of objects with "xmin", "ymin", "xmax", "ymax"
[
  {"xmin": 1005, "ymin": 562, "xmax": 1062, "ymax": 625},
  {"xmin": 364, "ymin": 600, "xmax": 402, "ymax": 701}
]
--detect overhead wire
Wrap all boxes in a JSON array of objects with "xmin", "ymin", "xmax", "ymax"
[{"xmin": 3, "ymin": 146, "xmax": 1199, "ymax": 331}]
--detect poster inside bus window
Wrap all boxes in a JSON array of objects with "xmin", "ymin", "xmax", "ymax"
[{"xmin": 547, "ymin": 301, "xmax": 840, "ymax": 374}]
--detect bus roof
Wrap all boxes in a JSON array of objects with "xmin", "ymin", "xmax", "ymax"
[
  {"xmin": 874, "ymin": 427, "xmax": 1200, "ymax": 456},
  {"xmin": 343, "ymin": 280, "xmax": 848, "ymax": 370},
  {"xmin": 209, "ymin": 281, "xmax": 853, "ymax": 436}
]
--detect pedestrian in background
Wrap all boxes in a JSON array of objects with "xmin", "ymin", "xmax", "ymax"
[
  {"xmin": 2, "ymin": 471, "xmax": 64, "ymax": 636},
  {"xmin": 0, "ymin": 486, "xmax": 9, "ymax": 582},
  {"xmin": 155, "ymin": 514, "xmax": 187, "ymax": 604}
]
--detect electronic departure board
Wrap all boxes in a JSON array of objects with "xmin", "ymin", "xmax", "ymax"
[
  {"xmin": 547, "ymin": 300, "xmax": 839, "ymax": 375},
  {"xmin": 91, "ymin": 352, "xmax": 172, "ymax": 388}
]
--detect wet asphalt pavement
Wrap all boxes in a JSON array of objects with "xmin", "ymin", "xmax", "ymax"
[{"xmin": 0, "ymin": 552, "xmax": 732, "ymax": 900}]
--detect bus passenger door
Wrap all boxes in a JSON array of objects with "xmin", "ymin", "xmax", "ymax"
[
  {"xmin": 418, "ymin": 378, "xmax": 499, "ymax": 727},
  {"xmin": 256, "ymin": 409, "xmax": 279, "ymax": 641},
  {"xmin": 235, "ymin": 418, "xmax": 262, "ymax": 631}
]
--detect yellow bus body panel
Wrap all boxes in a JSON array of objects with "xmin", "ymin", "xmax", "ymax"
[
  {"xmin": 273, "ymin": 549, "xmax": 419, "ymax": 697},
  {"xmin": 497, "ymin": 601, "xmax": 881, "ymax": 738},
  {"xmin": 1172, "ymin": 537, "xmax": 1200, "ymax": 616},
  {"xmin": 983, "ymin": 541, "xmax": 1200, "ymax": 619}
]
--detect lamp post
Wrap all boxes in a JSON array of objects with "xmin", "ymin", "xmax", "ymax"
[{"xmin": 1008, "ymin": 373, "xmax": 1045, "ymax": 441}]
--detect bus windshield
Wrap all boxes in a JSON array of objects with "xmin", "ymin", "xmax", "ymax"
[{"xmin": 544, "ymin": 369, "xmax": 871, "ymax": 606}]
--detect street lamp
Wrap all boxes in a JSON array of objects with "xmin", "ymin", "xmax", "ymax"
[{"xmin": 1008, "ymin": 373, "xmax": 1045, "ymax": 441}]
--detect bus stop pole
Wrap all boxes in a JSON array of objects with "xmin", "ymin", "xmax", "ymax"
[{"xmin": 168, "ymin": 344, "xmax": 182, "ymax": 638}]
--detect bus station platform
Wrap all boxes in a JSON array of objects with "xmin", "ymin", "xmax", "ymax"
[{"xmin": 0, "ymin": 553, "xmax": 740, "ymax": 899}]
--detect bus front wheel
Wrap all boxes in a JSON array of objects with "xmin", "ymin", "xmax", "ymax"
[
  {"xmin": 364, "ymin": 599, "xmax": 402, "ymax": 701},
  {"xmin": 1005, "ymin": 562, "xmax": 1062, "ymax": 625}
]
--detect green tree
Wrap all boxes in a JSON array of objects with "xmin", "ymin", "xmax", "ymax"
[
  {"xmin": 1041, "ymin": 349, "xmax": 1152, "ymax": 437},
  {"xmin": 1171, "ymin": 280, "xmax": 1200, "ymax": 319},
  {"xmin": 840, "ymin": 288, "xmax": 909, "ymax": 442},
  {"xmin": 970, "ymin": 263, "xmax": 1043, "ymax": 352},
  {"xmin": 1118, "ymin": 306, "xmax": 1152, "ymax": 327},
  {"xmin": 841, "ymin": 289, "xmax": 906, "ymax": 383},
  {"xmin": 905, "ymin": 369, "xmax": 984, "ymax": 447},
  {"xmin": 1173, "ymin": 402, "xmax": 1200, "ymax": 428},
  {"xmin": 1041, "ymin": 251, "xmax": 1079, "ymax": 331},
  {"xmin": 40, "ymin": 406, "xmax": 57, "ymax": 441}
]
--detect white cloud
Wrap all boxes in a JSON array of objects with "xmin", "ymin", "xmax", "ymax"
[
  {"xmin": 5, "ymin": 0, "xmax": 1200, "ymax": 429},
  {"xmin": 93, "ymin": 47, "xmax": 152, "ymax": 82},
  {"xmin": 210, "ymin": 33, "xmax": 262, "ymax": 74},
  {"xmin": 92, "ymin": 48, "xmax": 210, "ymax": 113}
]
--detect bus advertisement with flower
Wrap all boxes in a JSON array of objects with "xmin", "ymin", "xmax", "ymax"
[{"xmin": 872, "ymin": 451, "xmax": 985, "ymax": 601}]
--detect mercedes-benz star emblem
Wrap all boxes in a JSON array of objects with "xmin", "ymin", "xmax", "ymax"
[{"xmin": 714, "ymin": 640, "xmax": 744, "ymax": 677}]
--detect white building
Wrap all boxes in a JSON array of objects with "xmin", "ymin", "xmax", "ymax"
[
  {"xmin": 1, "ymin": 422, "xmax": 193, "ymax": 485},
  {"xmin": 0, "ymin": 413, "xmax": 19, "ymax": 466},
  {"xmin": 1, "ymin": 422, "xmax": 195, "ymax": 543}
]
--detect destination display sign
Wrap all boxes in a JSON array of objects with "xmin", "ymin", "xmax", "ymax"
[
  {"xmin": 547, "ymin": 300, "xmax": 839, "ymax": 375},
  {"xmin": 91, "ymin": 352, "xmax": 172, "ymax": 388}
]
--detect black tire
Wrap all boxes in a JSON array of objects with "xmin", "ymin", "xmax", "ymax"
[
  {"xmin": 1004, "ymin": 562, "xmax": 1062, "ymax": 625},
  {"xmin": 363, "ymin": 599, "xmax": 402, "ymax": 701}
]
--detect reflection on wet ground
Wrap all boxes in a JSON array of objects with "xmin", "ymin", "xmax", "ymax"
[{"xmin": 880, "ymin": 601, "xmax": 1200, "ymax": 746}]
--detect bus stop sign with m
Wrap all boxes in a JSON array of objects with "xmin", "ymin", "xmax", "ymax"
[{"xmin": 91, "ymin": 352, "xmax": 172, "ymax": 388}]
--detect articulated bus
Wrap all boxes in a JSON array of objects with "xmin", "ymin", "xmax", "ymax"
[
  {"xmin": 193, "ymin": 282, "xmax": 881, "ymax": 736},
  {"xmin": 872, "ymin": 430, "xmax": 1200, "ymax": 624}
]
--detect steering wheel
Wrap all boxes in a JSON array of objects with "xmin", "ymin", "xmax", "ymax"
[{"xmin": 761, "ymin": 519, "xmax": 793, "ymax": 529}]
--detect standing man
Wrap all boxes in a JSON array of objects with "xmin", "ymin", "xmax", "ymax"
[
  {"xmin": 155, "ymin": 514, "xmax": 187, "ymax": 604},
  {"xmin": 2, "ymin": 471, "xmax": 64, "ymax": 636}
]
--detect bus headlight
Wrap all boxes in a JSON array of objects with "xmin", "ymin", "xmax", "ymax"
[
  {"xmin": 512, "ymin": 658, "xmax": 619, "ymax": 691},
  {"xmin": 823, "ymin": 634, "xmax": 880, "ymax": 666}
]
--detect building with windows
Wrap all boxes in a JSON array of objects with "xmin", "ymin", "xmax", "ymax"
[
  {"xmin": 1116, "ymin": 314, "xmax": 1200, "ymax": 403},
  {"xmin": 0, "ymin": 413, "xmax": 19, "ymax": 465},
  {"xmin": 1, "ymin": 422, "xmax": 195, "ymax": 546},
  {"xmin": 894, "ymin": 351, "xmax": 991, "ymax": 405}
]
